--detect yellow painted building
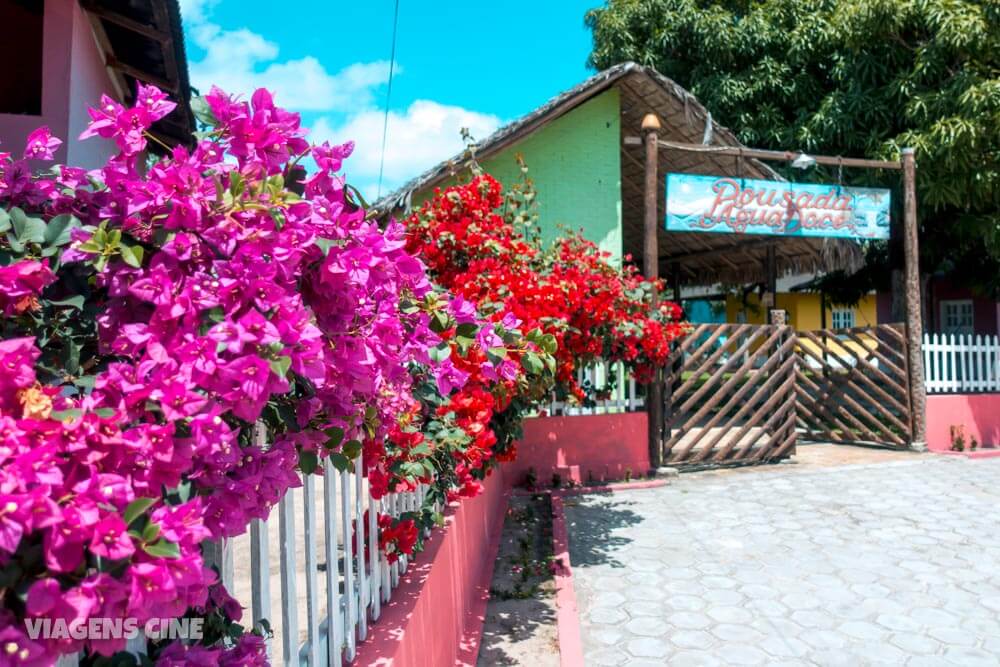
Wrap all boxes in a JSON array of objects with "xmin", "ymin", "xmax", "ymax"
[
  {"xmin": 724, "ymin": 292, "xmax": 881, "ymax": 361},
  {"xmin": 725, "ymin": 292, "xmax": 878, "ymax": 331}
]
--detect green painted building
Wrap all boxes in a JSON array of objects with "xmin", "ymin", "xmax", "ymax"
[{"xmin": 376, "ymin": 62, "xmax": 855, "ymax": 285}]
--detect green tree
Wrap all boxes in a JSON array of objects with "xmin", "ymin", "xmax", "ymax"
[{"xmin": 587, "ymin": 0, "xmax": 1000, "ymax": 298}]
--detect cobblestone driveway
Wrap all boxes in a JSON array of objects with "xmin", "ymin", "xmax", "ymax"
[{"xmin": 564, "ymin": 454, "xmax": 1000, "ymax": 666}]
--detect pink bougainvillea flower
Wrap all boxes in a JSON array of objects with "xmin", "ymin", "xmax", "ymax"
[
  {"xmin": 88, "ymin": 515, "xmax": 134, "ymax": 561},
  {"xmin": 312, "ymin": 140, "xmax": 354, "ymax": 172},
  {"xmin": 0, "ymin": 619, "xmax": 49, "ymax": 667},
  {"xmin": 23, "ymin": 126, "xmax": 61, "ymax": 160}
]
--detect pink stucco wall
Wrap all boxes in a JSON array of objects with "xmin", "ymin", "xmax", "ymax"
[
  {"xmin": 505, "ymin": 412, "xmax": 650, "ymax": 487},
  {"xmin": 926, "ymin": 394, "xmax": 1000, "ymax": 452},
  {"xmin": 353, "ymin": 466, "xmax": 508, "ymax": 667},
  {"xmin": 66, "ymin": 0, "xmax": 119, "ymax": 167},
  {"xmin": 0, "ymin": 0, "xmax": 119, "ymax": 168}
]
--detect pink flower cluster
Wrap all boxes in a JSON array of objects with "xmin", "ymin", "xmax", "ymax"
[{"xmin": 0, "ymin": 83, "xmax": 521, "ymax": 664}]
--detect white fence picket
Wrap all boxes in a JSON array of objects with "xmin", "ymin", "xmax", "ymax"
[
  {"xmin": 923, "ymin": 332, "xmax": 1000, "ymax": 394},
  {"xmin": 544, "ymin": 360, "xmax": 645, "ymax": 416}
]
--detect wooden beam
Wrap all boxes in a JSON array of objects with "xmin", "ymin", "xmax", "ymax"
[
  {"xmin": 624, "ymin": 136, "xmax": 902, "ymax": 170},
  {"xmin": 148, "ymin": 1, "xmax": 181, "ymax": 88},
  {"xmin": 84, "ymin": 11, "xmax": 127, "ymax": 101},
  {"xmin": 902, "ymin": 148, "xmax": 927, "ymax": 447},
  {"xmin": 660, "ymin": 237, "xmax": 776, "ymax": 263},
  {"xmin": 106, "ymin": 55, "xmax": 178, "ymax": 94},
  {"xmin": 81, "ymin": 2, "xmax": 171, "ymax": 42}
]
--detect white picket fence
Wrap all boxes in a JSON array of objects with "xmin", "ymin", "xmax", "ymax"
[
  {"xmin": 923, "ymin": 332, "xmax": 1000, "ymax": 393},
  {"xmin": 56, "ymin": 424, "xmax": 430, "ymax": 667},
  {"xmin": 546, "ymin": 360, "xmax": 644, "ymax": 415}
]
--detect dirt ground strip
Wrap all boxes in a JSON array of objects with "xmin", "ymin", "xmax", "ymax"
[{"xmin": 477, "ymin": 493, "xmax": 560, "ymax": 666}]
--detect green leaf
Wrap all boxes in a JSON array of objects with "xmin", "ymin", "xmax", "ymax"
[
  {"xmin": 141, "ymin": 522, "xmax": 161, "ymax": 544},
  {"xmin": 324, "ymin": 426, "xmax": 345, "ymax": 449},
  {"xmin": 120, "ymin": 244, "xmax": 144, "ymax": 268},
  {"xmin": 342, "ymin": 439, "xmax": 363, "ymax": 460},
  {"xmin": 190, "ymin": 95, "xmax": 220, "ymax": 127},
  {"xmin": 328, "ymin": 451, "xmax": 352, "ymax": 472},
  {"xmin": 455, "ymin": 323, "xmax": 479, "ymax": 339},
  {"xmin": 429, "ymin": 309, "xmax": 451, "ymax": 333},
  {"xmin": 299, "ymin": 450, "xmax": 318, "ymax": 475},
  {"xmin": 428, "ymin": 342, "xmax": 451, "ymax": 363},
  {"xmin": 314, "ymin": 238, "xmax": 336, "ymax": 255},
  {"xmin": 123, "ymin": 497, "xmax": 158, "ymax": 527},
  {"xmin": 76, "ymin": 240, "xmax": 102, "ymax": 254},
  {"xmin": 50, "ymin": 408, "xmax": 83, "ymax": 422},
  {"xmin": 269, "ymin": 207, "xmax": 286, "ymax": 230},
  {"xmin": 48, "ymin": 295, "xmax": 85, "ymax": 310},
  {"xmin": 0, "ymin": 209, "xmax": 10, "ymax": 234},
  {"xmin": 269, "ymin": 355, "xmax": 292, "ymax": 378},
  {"xmin": 6, "ymin": 232, "xmax": 25, "ymax": 254},
  {"xmin": 229, "ymin": 172, "xmax": 245, "ymax": 198},
  {"xmin": 10, "ymin": 208, "xmax": 46, "ymax": 243},
  {"xmin": 522, "ymin": 352, "xmax": 544, "ymax": 375},
  {"xmin": 94, "ymin": 408, "xmax": 117, "ymax": 418},
  {"xmin": 143, "ymin": 539, "xmax": 180, "ymax": 559},
  {"xmin": 44, "ymin": 214, "xmax": 79, "ymax": 246}
]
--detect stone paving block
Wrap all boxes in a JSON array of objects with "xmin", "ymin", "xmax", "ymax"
[
  {"xmin": 665, "ymin": 594, "xmax": 705, "ymax": 612},
  {"xmin": 710, "ymin": 623, "xmax": 764, "ymax": 643},
  {"xmin": 625, "ymin": 617, "xmax": 668, "ymax": 637},
  {"xmin": 714, "ymin": 643, "xmax": 769, "ymax": 665},
  {"xmin": 565, "ymin": 458, "xmax": 1000, "ymax": 666},
  {"xmin": 706, "ymin": 605, "xmax": 754, "ymax": 624},
  {"xmin": 889, "ymin": 631, "xmax": 941, "ymax": 654},
  {"xmin": 668, "ymin": 611, "xmax": 712, "ymax": 630},
  {"xmin": 626, "ymin": 637, "xmax": 669, "ymax": 659},
  {"xmin": 668, "ymin": 629, "xmax": 715, "ymax": 650},
  {"xmin": 667, "ymin": 650, "xmax": 724, "ymax": 666}
]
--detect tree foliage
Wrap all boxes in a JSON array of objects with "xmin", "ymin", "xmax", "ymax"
[{"xmin": 587, "ymin": 0, "xmax": 1000, "ymax": 295}]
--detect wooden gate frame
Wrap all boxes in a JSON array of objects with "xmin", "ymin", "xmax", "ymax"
[
  {"xmin": 794, "ymin": 324, "xmax": 913, "ymax": 449},
  {"xmin": 662, "ymin": 323, "xmax": 798, "ymax": 466},
  {"xmin": 633, "ymin": 117, "xmax": 927, "ymax": 468}
]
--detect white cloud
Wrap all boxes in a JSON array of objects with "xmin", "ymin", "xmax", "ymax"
[
  {"xmin": 178, "ymin": 0, "xmax": 220, "ymax": 24},
  {"xmin": 313, "ymin": 101, "xmax": 502, "ymax": 199},
  {"xmin": 186, "ymin": 20, "xmax": 392, "ymax": 111},
  {"xmin": 182, "ymin": 2, "xmax": 501, "ymax": 199}
]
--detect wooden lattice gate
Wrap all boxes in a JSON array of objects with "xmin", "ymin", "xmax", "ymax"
[
  {"xmin": 794, "ymin": 323, "xmax": 912, "ymax": 448},
  {"xmin": 662, "ymin": 324, "xmax": 798, "ymax": 466}
]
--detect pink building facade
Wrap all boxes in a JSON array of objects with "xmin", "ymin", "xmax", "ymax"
[{"xmin": 0, "ymin": 0, "xmax": 192, "ymax": 168}]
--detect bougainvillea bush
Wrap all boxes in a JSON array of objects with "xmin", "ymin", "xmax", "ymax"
[
  {"xmin": 405, "ymin": 167, "xmax": 689, "ymax": 408},
  {"xmin": 0, "ymin": 85, "xmax": 555, "ymax": 666}
]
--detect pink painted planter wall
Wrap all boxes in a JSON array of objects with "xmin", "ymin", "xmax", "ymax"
[
  {"xmin": 353, "ymin": 466, "xmax": 508, "ymax": 667},
  {"xmin": 926, "ymin": 394, "xmax": 1000, "ymax": 452},
  {"xmin": 505, "ymin": 412, "xmax": 650, "ymax": 487}
]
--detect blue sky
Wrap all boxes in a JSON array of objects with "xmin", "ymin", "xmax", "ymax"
[{"xmin": 179, "ymin": 0, "xmax": 600, "ymax": 198}]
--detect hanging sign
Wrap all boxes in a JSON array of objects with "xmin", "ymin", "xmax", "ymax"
[{"xmin": 665, "ymin": 173, "xmax": 891, "ymax": 240}]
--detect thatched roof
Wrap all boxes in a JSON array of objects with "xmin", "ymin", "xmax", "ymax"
[{"xmin": 375, "ymin": 62, "xmax": 861, "ymax": 286}]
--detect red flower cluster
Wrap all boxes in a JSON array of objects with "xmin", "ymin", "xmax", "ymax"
[
  {"xmin": 377, "ymin": 514, "xmax": 418, "ymax": 564},
  {"xmin": 405, "ymin": 172, "xmax": 690, "ymax": 402}
]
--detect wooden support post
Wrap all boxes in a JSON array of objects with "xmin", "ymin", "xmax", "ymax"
[
  {"xmin": 671, "ymin": 262, "xmax": 681, "ymax": 303},
  {"xmin": 642, "ymin": 113, "xmax": 664, "ymax": 470},
  {"xmin": 766, "ymin": 243, "xmax": 778, "ymax": 308},
  {"xmin": 820, "ymin": 289, "xmax": 828, "ymax": 365},
  {"xmin": 902, "ymin": 148, "xmax": 927, "ymax": 448}
]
